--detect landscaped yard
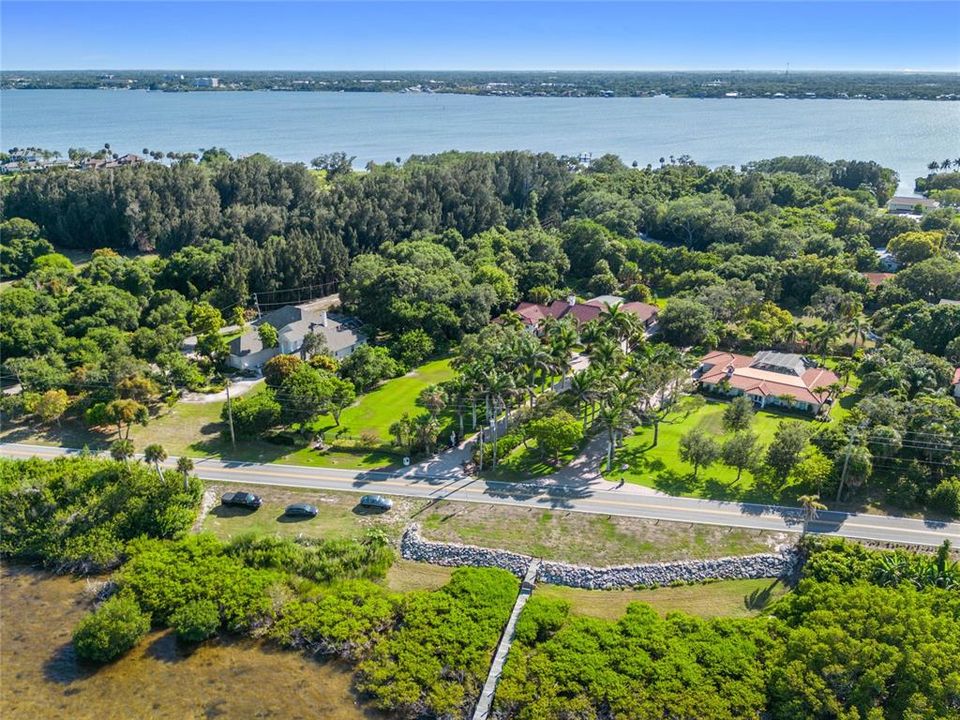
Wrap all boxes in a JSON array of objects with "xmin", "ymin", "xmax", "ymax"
[
  {"xmin": 535, "ymin": 577, "xmax": 788, "ymax": 620},
  {"xmin": 0, "ymin": 357, "xmax": 457, "ymax": 471},
  {"xmin": 604, "ymin": 396, "xmax": 822, "ymax": 500},
  {"xmin": 311, "ymin": 357, "xmax": 456, "ymax": 442}
]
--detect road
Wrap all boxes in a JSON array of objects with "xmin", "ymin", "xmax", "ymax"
[{"xmin": 3, "ymin": 442, "xmax": 958, "ymax": 548}]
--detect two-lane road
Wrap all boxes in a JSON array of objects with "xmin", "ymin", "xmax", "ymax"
[{"xmin": 3, "ymin": 442, "xmax": 958, "ymax": 547}]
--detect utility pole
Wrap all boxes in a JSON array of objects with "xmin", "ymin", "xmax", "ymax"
[
  {"xmin": 252, "ymin": 293, "xmax": 261, "ymax": 319},
  {"xmin": 224, "ymin": 380, "xmax": 236, "ymax": 449},
  {"xmin": 478, "ymin": 429, "xmax": 484, "ymax": 472},
  {"xmin": 836, "ymin": 426, "xmax": 858, "ymax": 502}
]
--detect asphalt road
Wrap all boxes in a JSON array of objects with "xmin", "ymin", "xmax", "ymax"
[{"xmin": 3, "ymin": 442, "xmax": 958, "ymax": 547}]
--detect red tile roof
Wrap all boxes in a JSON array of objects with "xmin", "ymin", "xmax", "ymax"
[
  {"xmin": 863, "ymin": 272, "xmax": 895, "ymax": 287},
  {"xmin": 952, "ymin": 368, "xmax": 960, "ymax": 386},
  {"xmin": 504, "ymin": 299, "xmax": 659, "ymax": 329},
  {"xmin": 699, "ymin": 351, "xmax": 840, "ymax": 406}
]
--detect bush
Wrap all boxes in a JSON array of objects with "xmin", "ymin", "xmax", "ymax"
[
  {"xmin": 472, "ymin": 428, "xmax": 525, "ymax": 466},
  {"xmin": 0, "ymin": 457, "xmax": 202, "ymax": 572},
  {"xmin": 72, "ymin": 593, "xmax": 151, "ymax": 663},
  {"xmin": 170, "ymin": 599, "xmax": 221, "ymax": 642},
  {"xmin": 929, "ymin": 478, "xmax": 960, "ymax": 518},
  {"xmin": 226, "ymin": 390, "xmax": 281, "ymax": 437},
  {"xmin": 390, "ymin": 329, "xmax": 435, "ymax": 368}
]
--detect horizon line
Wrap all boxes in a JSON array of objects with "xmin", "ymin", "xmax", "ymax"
[{"xmin": 5, "ymin": 67, "xmax": 960, "ymax": 74}]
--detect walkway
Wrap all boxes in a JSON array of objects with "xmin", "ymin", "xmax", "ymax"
[{"xmin": 473, "ymin": 559, "xmax": 542, "ymax": 720}]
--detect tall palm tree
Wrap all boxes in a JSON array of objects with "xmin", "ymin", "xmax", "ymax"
[
  {"xmin": 798, "ymin": 495, "xmax": 826, "ymax": 537},
  {"xmin": 143, "ymin": 443, "xmax": 168, "ymax": 481},
  {"xmin": 417, "ymin": 385, "xmax": 448, "ymax": 419},
  {"xmin": 596, "ymin": 398, "xmax": 635, "ymax": 472},
  {"xmin": 521, "ymin": 345, "xmax": 553, "ymax": 402},
  {"xmin": 812, "ymin": 322, "xmax": 841, "ymax": 362},
  {"xmin": 783, "ymin": 320, "xmax": 807, "ymax": 351},
  {"xmin": 569, "ymin": 370, "xmax": 598, "ymax": 428},
  {"xmin": 176, "ymin": 456, "xmax": 195, "ymax": 491},
  {"xmin": 847, "ymin": 316, "xmax": 868, "ymax": 351},
  {"xmin": 482, "ymin": 369, "xmax": 515, "ymax": 468}
]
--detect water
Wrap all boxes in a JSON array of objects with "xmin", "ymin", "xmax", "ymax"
[
  {"xmin": 0, "ymin": 564, "xmax": 380, "ymax": 720},
  {"xmin": 2, "ymin": 90, "xmax": 958, "ymax": 194}
]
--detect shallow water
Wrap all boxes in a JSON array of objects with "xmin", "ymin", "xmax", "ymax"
[
  {"xmin": 0, "ymin": 564, "xmax": 381, "ymax": 720},
  {"xmin": 3, "ymin": 90, "xmax": 958, "ymax": 194}
]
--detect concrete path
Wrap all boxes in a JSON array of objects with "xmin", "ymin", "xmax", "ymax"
[
  {"xmin": 473, "ymin": 559, "xmax": 542, "ymax": 720},
  {"xmin": 179, "ymin": 377, "xmax": 264, "ymax": 404}
]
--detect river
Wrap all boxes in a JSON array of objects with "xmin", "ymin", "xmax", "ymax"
[
  {"xmin": 0, "ymin": 565, "xmax": 381, "ymax": 720},
  {"xmin": 2, "ymin": 90, "xmax": 958, "ymax": 194}
]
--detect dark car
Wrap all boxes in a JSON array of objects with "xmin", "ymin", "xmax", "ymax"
[
  {"xmin": 284, "ymin": 503, "xmax": 318, "ymax": 517},
  {"xmin": 359, "ymin": 495, "xmax": 394, "ymax": 511},
  {"xmin": 221, "ymin": 491, "xmax": 262, "ymax": 509}
]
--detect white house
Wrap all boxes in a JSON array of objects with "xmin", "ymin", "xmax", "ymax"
[{"xmin": 886, "ymin": 195, "xmax": 940, "ymax": 215}]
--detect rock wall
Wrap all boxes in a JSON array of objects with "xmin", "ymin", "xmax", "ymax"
[
  {"xmin": 400, "ymin": 525, "xmax": 532, "ymax": 578},
  {"xmin": 401, "ymin": 525, "xmax": 799, "ymax": 589}
]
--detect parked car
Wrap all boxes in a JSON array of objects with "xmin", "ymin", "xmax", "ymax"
[
  {"xmin": 220, "ymin": 491, "xmax": 262, "ymax": 509},
  {"xmin": 359, "ymin": 495, "xmax": 394, "ymax": 511},
  {"xmin": 284, "ymin": 503, "xmax": 318, "ymax": 517}
]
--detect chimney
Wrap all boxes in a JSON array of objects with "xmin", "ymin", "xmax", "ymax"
[
  {"xmin": 566, "ymin": 295, "xmax": 576, "ymax": 306},
  {"xmin": 319, "ymin": 310, "xmax": 328, "ymax": 327}
]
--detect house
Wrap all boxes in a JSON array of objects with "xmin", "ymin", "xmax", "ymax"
[
  {"xmin": 953, "ymin": 368, "xmax": 960, "ymax": 399},
  {"xmin": 226, "ymin": 305, "xmax": 365, "ymax": 370},
  {"xmin": 500, "ymin": 295, "xmax": 659, "ymax": 335},
  {"xmin": 697, "ymin": 350, "xmax": 841, "ymax": 415},
  {"xmin": 886, "ymin": 195, "xmax": 940, "ymax": 214},
  {"xmin": 193, "ymin": 76, "xmax": 220, "ymax": 88},
  {"xmin": 876, "ymin": 249, "xmax": 901, "ymax": 272}
]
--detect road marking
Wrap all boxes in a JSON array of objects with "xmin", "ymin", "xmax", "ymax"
[{"xmin": 4, "ymin": 445, "xmax": 958, "ymax": 544}]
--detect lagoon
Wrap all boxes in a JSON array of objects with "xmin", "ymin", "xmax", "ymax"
[{"xmin": 3, "ymin": 89, "xmax": 958, "ymax": 193}]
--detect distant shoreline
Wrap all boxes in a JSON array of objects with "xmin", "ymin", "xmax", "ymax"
[{"xmin": 4, "ymin": 69, "xmax": 958, "ymax": 101}]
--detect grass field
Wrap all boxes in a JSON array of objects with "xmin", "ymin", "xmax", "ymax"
[
  {"xmin": 311, "ymin": 357, "xmax": 456, "ymax": 442},
  {"xmin": 419, "ymin": 500, "xmax": 783, "ymax": 565},
  {"xmin": 535, "ymin": 577, "xmax": 788, "ymax": 619},
  {"xmin": 202, "ymin": 483, "xmax": 418, "ymax": 541},
  {"xmin": 605, "ymin": 397, "xmax": 819, "ymax": 501}
]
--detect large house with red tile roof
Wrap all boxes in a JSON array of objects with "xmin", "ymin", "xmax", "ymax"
[
  {"xmin": 697, "ymin": 350, "xmax": 841, "ymax": 415},
  {"xmin": 502, "ymin": 295, "xmax": 659, "ymax": 335}
]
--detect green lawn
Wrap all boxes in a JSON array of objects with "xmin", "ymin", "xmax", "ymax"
[
  {"xmin": 311, "ymin": 357, "xmax": 456, "ymax": 442},
  {"xmin": 0, "ymin": 358, "xmax": 455, "ymax": 472},
  {"xmin": 482, "ymin": 437, "xmax": 584, "ymax": 482},
  {"xmin": 606, "ymin": 397, "xmax": 817, "ymax": 501},
  {"xmin": 535, "ymin": 578, "xmax": 788, "ymax": 620}
]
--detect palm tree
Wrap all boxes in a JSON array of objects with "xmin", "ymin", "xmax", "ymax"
[
  {"xmin": 417, "ymin": 385, "xmax": 448, "ymax": 419},
  {"xmin": 596, "ymin": 398, "xmax": 635, "ymax": 472},
  {"xmin": 798, "ymin": 494, "xmax": 826, "ymax": 537},
  {"xmin": 811, "ymin": 322, "xmax": 841, "ymax": 362},
  {"xmin": 143, "ymin": 443, "xmax": 168, "ymax": 481},
  {"xmin": 847, "ymin": 317, "xmax": 868, "ymax": 351},
  {"xmin": 110, "ymin": 439, "xmax": 134, "ymax": 465},
  {"xmin": 521, "ymin": 345, "xmax": 553, "ymax": 402},
  {"xmin": 176, "ymin": 456, "xmax": 195, "ymax": 491},
  {"xmin": 569, "ymin": 370, "xmax": 598, "ymax": 429},
  {"xmin": 783, "ymin": 320, "xmax": 807, "ymax": 351},
  {"xmin": 482, "ymin": 369, "xmax": 515, "ymax": 468}
]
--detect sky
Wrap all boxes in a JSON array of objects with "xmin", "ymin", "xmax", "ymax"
[{"xmin": 3, "ymin": 1, "xmax": 959, "ymax": 72}]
